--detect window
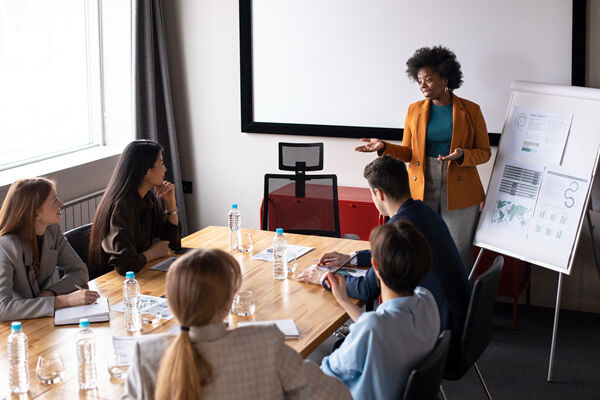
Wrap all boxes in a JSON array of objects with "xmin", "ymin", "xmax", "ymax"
[{"xmin": 0, "ymin": 0, "xmax": 102, "ymax": 171}]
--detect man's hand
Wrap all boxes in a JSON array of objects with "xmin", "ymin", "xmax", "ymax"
[
  {"xmin": 318, "ymin": 252, "xmax": 351, "ymax": 267},
  {"xmin": 297, "ymin": 265, "xmax": 325, "ymax": 285}
]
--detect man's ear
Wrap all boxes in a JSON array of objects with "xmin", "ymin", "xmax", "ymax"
[
  {"xmin": 371, "ymin": 257, "xmax": 380, "ymax": 278},
  {"xmin": 373, "ymin": 188, "xmax": 385, "ymax": 202}
]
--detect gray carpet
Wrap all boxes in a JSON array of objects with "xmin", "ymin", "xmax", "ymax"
[{"xmin": 307, "ymin": 302, "xmax": 600, "ymax": 399}]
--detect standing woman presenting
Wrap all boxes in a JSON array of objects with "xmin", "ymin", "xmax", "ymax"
[{"xmin": 357, "ymin": 46, "xmax": 491, "ymax": 269}]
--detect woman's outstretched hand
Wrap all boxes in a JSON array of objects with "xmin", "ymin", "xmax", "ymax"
[
  {"xmin": 438, "ymin": 148, "xmax": 464, "ymax": 162},
  {"xmin": 355, "ymin": 138, "xmax": 384, "ymax": 153}
]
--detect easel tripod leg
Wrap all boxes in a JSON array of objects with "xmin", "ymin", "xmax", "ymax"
[
  {"xmin": 547, "ymin": 272, "xmax": 563, "ymax": 382},
  {"xmin": 469, "ymin": 248, "xmax": 485, "ymax": 283}
]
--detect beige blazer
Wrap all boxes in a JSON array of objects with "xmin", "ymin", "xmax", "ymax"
[
  {"xmin": 383, "ymin": 95, "xmax": 492, "ymax": 210},
  {"xmin": 0, "ymin": 224, "xmax": 89, "ymax": 321},
  {"xmin": 122, "ymin": 324, "xmax": 352, "ymax": 400}
]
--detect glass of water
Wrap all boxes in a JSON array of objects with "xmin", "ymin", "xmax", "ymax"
[
  {"xmin": 231, "ymin": 290, "xmax": 256, "ymax": 316},
  {"xmin": 36, "ymin": 353, "xmax": 65, "ymax": 384},
  {"xmin": 238, "ymin": 233, "xmax": 254, "ymax": 253},
  {"xmin": 107, "ymin": 353, "xmax": 129, "ymax": 379}
]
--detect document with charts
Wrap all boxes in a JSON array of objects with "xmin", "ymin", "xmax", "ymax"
[
  {"xmin": 485, "ymin": 159, "xmax": 543, "ymax": 239},
  {"xmin": 504, "ymin": 106, "xmax": 573, "ymax": 166},
  {"xmin": 528, "ymin": 169, "xmax": 590, "ymax": 267}
]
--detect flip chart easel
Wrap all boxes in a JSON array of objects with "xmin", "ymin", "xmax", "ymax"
[{"xmin": 472, "ymin": 81, "xmax": 600, "ymax": 382}]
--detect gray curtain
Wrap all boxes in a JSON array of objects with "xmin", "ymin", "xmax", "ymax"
[{"xmin": 132, "ymin": 0, "xmax": 188, "ymax": 235}]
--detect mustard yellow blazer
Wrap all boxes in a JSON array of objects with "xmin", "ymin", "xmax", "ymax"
[{"xmin": 383, "ymin": 95, "xmax": 491, "ymax": 210}]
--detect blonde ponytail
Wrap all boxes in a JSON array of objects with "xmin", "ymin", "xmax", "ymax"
[{"xmin": 155, "ymin": 330, "xmax": 211, "ymax": 400}]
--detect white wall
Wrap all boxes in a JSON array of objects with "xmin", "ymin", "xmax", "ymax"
[{"xmin": 163, "ymin": 0, "xmax": 600, "ymax": 312}]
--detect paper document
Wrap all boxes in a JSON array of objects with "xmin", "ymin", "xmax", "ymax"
[
  {"xmin": 112, "ymin": 336, "xmax": 138, "ymax": 366},
  {"xmin": 237, "ymin": 319, "xmax": 300, "ymax": 339},
  {"xmin": 54, "ymin": 297, "xmax": 110, "ymax": 325},
  {"xmin": 112, "ymin": 294, "xmax": 174, "ymax": 320},
  {"xmin": 529, "ymin": 169, "xmax": 590, "ymax": 266},
  {"xmin": 251, "ymin": 245, "xmax": 313, "ymax": 262},
  {"xmin": 486, "ymin": 160, "xmax": 543, "ymax": 239},
  {"xmin": 504, "ymin": 106, "xmax": 573, "ymax": 165}
]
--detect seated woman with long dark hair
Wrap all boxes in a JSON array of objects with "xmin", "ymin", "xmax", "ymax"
[
  {"xmin": 123, "ymin": 248, "xmax": 351, "ymax": 400},
  {"xmin": 0, "ymin": 178, "xmax": 99, "ymax": 322},
  {"xmin": 88, "ymin": 140, "xmax": 181, "ymax": 277}
]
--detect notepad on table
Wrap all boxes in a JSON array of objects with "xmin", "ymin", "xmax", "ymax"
[
  {"xmin": 237, "ymin": 319, "xmax": 300, "ymax": 339},
  {"xmin": 54, "ymin": 297, "xmax": 110, "ymax": 325}
]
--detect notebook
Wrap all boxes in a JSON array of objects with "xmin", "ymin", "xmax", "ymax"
[
  {"xmin": 54, "ymin": 297, "xmax": 110, "ymax": 325},
  {"xmin": 237, "ymin": 319, "xmax": 300, "ymax": 339}
]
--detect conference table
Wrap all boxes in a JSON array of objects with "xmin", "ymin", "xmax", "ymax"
[{"xmin": 0, "ymin": 226, "xmax": 369, "ymax": 399}]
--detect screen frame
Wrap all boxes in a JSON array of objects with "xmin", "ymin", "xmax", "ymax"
[{"xmin": 239, "ymin": 0, "xmax": 587, "ymax": 146}]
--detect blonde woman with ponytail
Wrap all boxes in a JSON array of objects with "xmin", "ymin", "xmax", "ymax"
[
  {"xmin": 0, "ymin": 178, "xmax": 99, "ymax": 321},
  {"xmin": 123, "ymin": 248, "xmax": 351, "ymax": 400}
]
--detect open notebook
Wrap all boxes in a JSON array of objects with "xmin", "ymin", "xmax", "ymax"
[
  {"xmin": 237, "ymin": 319, "xmax": 299, "ymax": 339},
  {"xmin": 54, "ymin": 297, "xmax": 110, "ymax": 325}
]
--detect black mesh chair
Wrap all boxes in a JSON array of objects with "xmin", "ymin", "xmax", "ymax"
[
  {"xmin": 64, "ymin": 223, "xmax": 95, "ymax": 277},
  {"xmin": 262, "ymin": 174, "xmax": 341, "ymax": 237},
  {"xmin": 402, "ymin": 330, "xmax": 452, "ymax": 400},
  {"xmin": 441, "ymin": 256, "xmax": 504, "ymax": 400}
]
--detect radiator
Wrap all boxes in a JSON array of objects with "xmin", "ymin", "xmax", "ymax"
[{"xmin": 59, "ymin": 190, "xmax": 104, "ymax": 232}]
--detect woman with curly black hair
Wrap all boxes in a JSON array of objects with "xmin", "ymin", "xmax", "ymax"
[{"xmin": 356, "ymin": 46, "xmax": 491, "ymax": 269}]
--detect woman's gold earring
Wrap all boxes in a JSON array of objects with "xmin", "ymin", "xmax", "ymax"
[{"xmin": 445, "ymin": 86, "xmax": 449, "ymax": 93}]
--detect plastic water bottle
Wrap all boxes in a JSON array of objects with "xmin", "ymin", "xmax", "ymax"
[
  {"xmin": 228, "ymin": 204, "xmax": 241, "ymax": 250},
  {"xmin": 273, "ymin": 228, "xmax": 288, "ymax": 280},
  {"xmin": 124, "ymin": 271, "xmax": 141, "ymax": 333},
  {"xmin": 77, "ymin": 318, "xmax": 97, "ymax": 390},
  {"xmin": 7, "ymin": 321, "xmax": 29, "ymax": 394}
]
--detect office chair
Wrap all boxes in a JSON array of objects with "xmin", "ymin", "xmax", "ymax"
[
  {"xmin": 402, "ymin": 330, "xmax": 452, "ymax": 400},
  {"xmin": 441, "ymin": 256, "xmax": 504, "ymax": 400},
  {"xmin": 262, "ymin": 142, "xmax": 341, "ymax": 237},
  {"xmin": 64, "ymin": 223, "xmax": 96, "ymax": 277}
]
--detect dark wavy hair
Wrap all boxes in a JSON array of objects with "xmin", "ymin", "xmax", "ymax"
[
  {"xmin": 88, "ymin": 140, "xmax": 163, "ymax": 267},
  {"xmin": 406, "ymin": 46, "xmax": 463, "ymax": 90}
]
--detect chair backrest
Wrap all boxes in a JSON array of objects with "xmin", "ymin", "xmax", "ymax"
[
  {"xmin": 402, "ymin": 330, "xmax": 452, "ymax": 400},
  {"xmin": 64, "ymin": 223, "xmax": 92, "ymax": 265},
  {"xmin": 460, "ymin": 255, "xmax": 504, "ymax": 371},
  {"xmin": 262, "ymin": 173, "xmax": 341, "ymax": 238},
  {"xmin": 278, "ymin": 142, "xmax": 323, "ymax": 172}
]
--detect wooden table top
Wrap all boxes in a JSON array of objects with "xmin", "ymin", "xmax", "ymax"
[{"xmin": 0, "ymin": 226, "xmax": 369, "ymax": 399}]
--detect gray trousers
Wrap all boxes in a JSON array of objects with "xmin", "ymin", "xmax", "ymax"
[{"xmin": 423, "ymin": 156, "xmax": 479, "ymax": 271}]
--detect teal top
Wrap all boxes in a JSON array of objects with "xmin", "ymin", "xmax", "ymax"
[{"xmin": 426, "ymin": 103, "xmax": 453, "ymax": 157}]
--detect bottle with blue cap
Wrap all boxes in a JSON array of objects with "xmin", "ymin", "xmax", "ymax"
[
  {"xmin": 7, "ymin": 321, "xmax": 29, "ymax": 393},
  {"xmin": 77, "ymin": 318, "xmax": 97, "ymax": 390},
  {"xmin": 123, "ymin": 271, "xmax": 141, "ymax": 333},
  {"xmin": 273, "ymin": 228, "xmax": 288, "ymax": 280},
  {"xmin": 228, "ymin": 203, "xmax": 242, "ymax": 250}
]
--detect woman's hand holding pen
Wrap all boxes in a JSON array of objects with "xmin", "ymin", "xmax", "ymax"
[{"xmin": 53, "ymin": 285, "xmax": 100, "ymax": 310}]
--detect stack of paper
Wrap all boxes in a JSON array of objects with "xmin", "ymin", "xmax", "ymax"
[
  {"xmin": 54, "ymin": 297, "xmax": 110, "ymax": 325},
  {"xmin": 237, "ymin": 319, "xmax": 300, "ymax": 339}
]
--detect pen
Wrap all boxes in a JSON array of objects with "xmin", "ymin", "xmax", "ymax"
[
  {"xmin": 75, "ymin": 284, "xmax": 85, "ymax": 291},
  {"xmin": 313, "ymin": 258, "xmax": 337, "ymax": 263}
]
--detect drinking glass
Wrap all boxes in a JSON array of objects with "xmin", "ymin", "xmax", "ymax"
[
  {"xmin": 36, "ymin": 353, "xmax": 65, "ymax": 384},
  {"xmin": 106, "ymin": 353, "xmax": 129, "ymax": 379},
  {"xmin": 231, "ymin": 290, "xmax": 256, "ymax": 316},
  {"xmin": 238, "ymin": 233, "xmax": 254, "ymax": 253},
  {"xmin": 288, "ymin": 252, "xmax": 298, "ymax": 274}
]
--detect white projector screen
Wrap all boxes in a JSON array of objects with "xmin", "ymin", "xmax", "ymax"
[{"xmin": 240, "ymin": 0, "xmax": 584, "ymax": 142}]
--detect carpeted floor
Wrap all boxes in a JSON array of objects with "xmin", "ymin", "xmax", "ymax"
[{"xmin": 307, "ymin": 302, "xmax": 600, "ymax": 399}]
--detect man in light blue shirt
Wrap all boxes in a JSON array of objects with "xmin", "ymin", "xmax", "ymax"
[{"xmin": 321, "ymin": 220, "xmax": 441, "ymax": 400}]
